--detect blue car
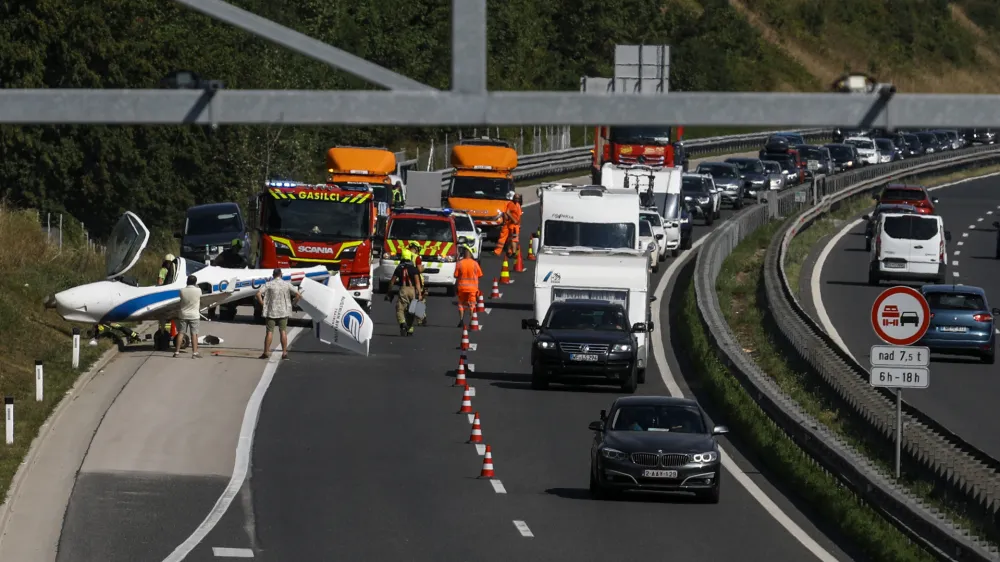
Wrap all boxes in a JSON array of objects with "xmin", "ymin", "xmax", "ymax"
[{"xmin": 918, "ymin": 285, "xmax": 998, "ymax": 364}]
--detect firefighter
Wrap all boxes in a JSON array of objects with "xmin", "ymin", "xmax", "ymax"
[
  {"xmin": 384, "ymin": 253, "xmax": 424, "ymax": 336},
  {"xmin": 454, "ymin": 245, "xmax": 483, "ymax": 327},
  {"xmin": 407, "ymin": 241, "xmax": 431, "ymax": 326},
  {"xmin": 494, "ymin": 191, "xmax": 522, "ymax": 257},
  {"xmin": 391, "ymin": 181, "xmax": 405, "ymax": 208}
]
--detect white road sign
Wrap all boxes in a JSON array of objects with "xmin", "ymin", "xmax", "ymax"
[
  {"xmin": 870, "ymin": 286, "xmax": 930, "ymax": 346},
  {"xmin": 870, "ymin": 345, "xmax": 930, "ymax": 368},
  {"xmin": 870, "ymin": 366, "xmax": 929, "ymax": 389}
]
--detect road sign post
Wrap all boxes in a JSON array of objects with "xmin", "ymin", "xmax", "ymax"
[{"xmin": 869, "ymin": 286, "xmax": 932, "ymax": 479}]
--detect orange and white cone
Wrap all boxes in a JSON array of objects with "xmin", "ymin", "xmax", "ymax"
[
  {"xmin": 500, "ymin": 259, "xmax": 512, "ymax": 284},
  {"xmin": 479, "ymin": 445, "xmax": 495, "ymax": 478},
  {"xmin": 460, "ymin": 328, "xmax": 470, "ymax": 351},
  {"xmin": 470, "ymin": 310, "xmax": 481, "ymax": 331},
  {"xmin": 476, "ymin": 292, "xmax": 486, "ymax": 313},
  {"xmin": 490, "ymin": 278, "xmax": 501, "ymax": 299},
  {"xmin": 458, "ymin": 384, "xmax": 473, "ymax": 414},
  {"xmin": 514, "ymin": 247, "xmax": 525, "ymax": 273},
  {"xmin": 468, "ymin": 412, "xmax": 483, "ymax": 443},
  {"xmin": 455, "ymin": 361, "xmax": 467, "ymax": 386}
]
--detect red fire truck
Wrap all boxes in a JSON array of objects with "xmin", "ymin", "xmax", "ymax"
[{"xmin": 590, "ymin": 125, "xmax": 687, "ymax": 184}]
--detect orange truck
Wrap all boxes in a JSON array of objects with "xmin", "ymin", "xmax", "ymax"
[
  {"xmin": 590, "ymin": 125, "xmax": 687, "ymax": 184},
  {"xmin": 445, "ymin": 139, "xmax": 517, "ymax": 244}
]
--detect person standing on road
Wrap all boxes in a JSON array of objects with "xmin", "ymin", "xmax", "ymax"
[
  {"xmin": 454, "ymin": 246, "xmax": 483, "ymax": 327},
  {"xmin": 385, "ymin": 254, "xmax": 424, "ymax": 336},
  {"xmin": 494, "ymin": 191, "xmax": 522, "ymax": 257},
  {"xmin": 174, "ymin": 275, "xmax": 203, "ymax": 359},
  {"xmin": 256, "ymin": 268, "xmax": 301, "ymax": 360},
  {"xmin": 408, "ymin": 241, "xmax": 430, "ymax": 326}
]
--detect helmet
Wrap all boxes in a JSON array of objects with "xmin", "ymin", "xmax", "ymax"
[
  {"xmin": 506, "ymin": 191, "xmax": 514, "ymax": 200},
  {"xmin": 408, "ymin": 241, "xmax": 421, "ymax": 251},
  {"xmin": 164, "ymin": 253, "xmax": 176, "ymax": 262},
  {"xmin": 462, "ymin": 244, "xmax": 475, "ymax": 256}
]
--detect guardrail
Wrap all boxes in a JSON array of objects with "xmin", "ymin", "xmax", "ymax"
[
  {"xmin": 694, "ymin": 145, "xmax": 1000, "ymax": 561},
  {"xmin": 430, "ymin": 128, "xmax": 832, "ymax": 190}
]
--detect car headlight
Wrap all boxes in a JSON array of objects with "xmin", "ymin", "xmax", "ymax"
[
  {"xmin": 440, "ymin": 254, "xmax": 456, "ymax": 263},
  {"xmin": 600, "ymin": 448, "xmax": 628, "ymax": 461},
  {"xmin": 683, "ymin": 195, "xmax": 692, "ymax": 201},
  {"xmin": 698, "ymin": 197, "xmax": 709, "ymax": 204},
  {"xmin": 274, "ymin": 240, "xmax": 292, "ymax": 256},
  {"xmin": 612, "ymin": 343, "xmax": 632, "ymax": 352},
  {"xmin": 348, "ymin": 276, "xmax": 369, "ymax": 289},
  {"xmin": 536, "ymin": 340, "xmax": 556, "ymax": 350},
  {"xmin": 692, "ymin": 451, "xmax": 719, "ymax": 463}
]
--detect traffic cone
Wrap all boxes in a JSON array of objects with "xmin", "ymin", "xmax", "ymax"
[
  {"xmin": 476, "ymin": 292, "xmax": 486, "ymax": 313},
  {"xmin": 470, "ymin": 310, "xmax": 481, "ymax": 331},
  {"xmin": 479, "ymin": 445, "xmax": 495, "ymax": 478},
  {"xmin": 458, "ymin": 384, "xmax": 473, "ymax": 414},
  {"xmin": 500, "ymin": 260, "xmax": 512, "ymax": 284},
  {"xmin": 460, "ymin": 328, "xmax": 470, "ymax": 351},
  {"xmin": 514, "ymin": 247, "xmax": 525, "ymax": 273},
  {"xmin": 455, "ymin": 360, "xmax": 467, "ymax": 386},
  {"xmin": 468, "ymin": 412, "xmax": 483, "ymax": 443},
  {"xmin": 489, "ymin": 278, "xmax": 501, "ymax": 299},
  {"xmin": 170, "ymin": 321, "xmax": 178, "ymax": 339},
  {"xmin": 527, "ymin": 234, "xmax": 536, "ymax": 261}
]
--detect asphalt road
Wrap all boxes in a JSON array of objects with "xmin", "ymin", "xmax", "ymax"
[
  {"xmin": 185, "ymin": 188, "xmax": 855, "ymax": 561},
  {"xmin": 817, "ymin": 174, "xmax": 1000, "ymax": 460}
]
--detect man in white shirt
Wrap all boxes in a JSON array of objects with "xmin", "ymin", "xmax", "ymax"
[
  {"xmin": 256, "ymin": 268, "xmax": 301, "ymax": 360},
  {"xmin": 175, "ymin": 275, "xmax": 203, "ymax": 358}
]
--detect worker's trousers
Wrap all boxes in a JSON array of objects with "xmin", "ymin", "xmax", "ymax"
[
  {"xmin": 396, "ymin": 286, "xmax": 416, "ymax": 327},
  {"xmin": 495, "ymin": 225, "xmax": 519, "ymax": 255}
]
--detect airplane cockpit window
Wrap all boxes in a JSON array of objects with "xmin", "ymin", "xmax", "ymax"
[{"xmin": 106, "ymin": 212, "xmax": 150, "ymax": 279}]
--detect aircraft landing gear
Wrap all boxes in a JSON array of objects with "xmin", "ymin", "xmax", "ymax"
[{"xmin": 153, "ymin": 328, "xmax": 173, "ymax": 351}]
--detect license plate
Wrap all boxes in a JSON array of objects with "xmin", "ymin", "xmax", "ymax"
[
  {"xmin": 808, "ymin": 160, "xmax": 820, "ymax": 170},
  {"xmin": 570, "ymin": 353, "xmax": 599, "ymax": 362},
  {"xmin": 883, "ymin": 262, "xmax": 905, "ymax": 269},
  {"xmin": 642, "ymin": 470, "xmax": 678, "ymax": 478},
  {"xmin": 940, "ymin": 326, "xmax": 968, "ymax": 332}
]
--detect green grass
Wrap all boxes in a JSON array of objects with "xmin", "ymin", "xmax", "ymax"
[
  {"xmin": 0, "ymin": 206, "xmax": 164, "ymax": 504},
  {"xmin": 680, "ymin": 272, "xmax": 935, "ymax": 562}
]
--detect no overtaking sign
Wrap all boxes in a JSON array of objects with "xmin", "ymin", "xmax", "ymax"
[{"xmin": 870, "ymin": 286, "xmax": 930, "ymax": 346}]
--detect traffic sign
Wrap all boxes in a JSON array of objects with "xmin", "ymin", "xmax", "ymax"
[
  {"xmin": 870, "ymin": 366, "xmax": 929, "ymax": 389},
  {"xmin": 870, "ymin": 286, "xmax": 930, "ymax": 346},
  {"xmin": 870, "ymin": 345, "xmax": 930, "ymax": 368}
]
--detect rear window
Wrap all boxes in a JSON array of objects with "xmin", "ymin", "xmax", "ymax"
[
  {"xmin": 883, "ymin": 215, "xmax": 939, "ymax": 241},
  {"xmin": 925, "ymin": 292, "xmax": 987, "ymax": 311},
  {"xmin": 641, "ymin": 213, "xmax": 661, "ymax": 226},
  {"xmin": 639, "ymin": 220, "xmax": 652, "ymax": 236},
  {"xmin": 388, "ymin": 217, "xmax": 454, "ymax": 242},
  {"xmin": 797, "ymin": 146, "xmax": 822, "ymax": 159},
  {"xmin": 881, "ymin": 188, "xmax": 926, "ymax": 202}
]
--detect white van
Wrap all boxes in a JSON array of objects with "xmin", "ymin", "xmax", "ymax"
[
  {"xmin": 537, "ymin": 184, "xmax": 641, "ymax": 251},
  {"xmin": 868, "ymin": 213, "xmax": 951, "ymax": 285}
]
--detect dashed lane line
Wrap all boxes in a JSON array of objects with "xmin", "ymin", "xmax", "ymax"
[
  {"xmin": 213, "ymin": 547, "xmax": 253, "ymax": 558},
  {"xmin": 958, "ymin": 241, "xmax": 965, "ymax": 246},
  {"xmin": 513, "ymin": 520, "xmax": 534, "ymax": 537},
  {"xmin": 963, "ymin": 233, "xmax": 970, "ymax": 238},
  {"xmin": 469, "ymin": 387, "xmax": 476, "ymax": 397},
  {"xmin": 978, "ymin": 217, "xmax": 985, "ymax": 222},
  {"xmin": 989, "ymin": 211, "xmax": 995, "ymax": 215},
  {"xmin": 468, "ymin": 363, "xmax": 475, "ymax": 372},
  {"xmin": 485, "ymin": 308, "xmax": 492, "ymax": 315},
  {"xmin": 955, "ymin": 250, "xmax": 961, "ymax": 255},
  {"xmin": 467, "ymin": 414, "xmax": 475, "ymax": 423},
  {"xmin": 491, "ymin": 480, "xmax": 507, "ymax": 494},
  {"xmin": 952, "ymin": 261, "xmax": 959, "ymax": 266},
  {"xmin": 953, "ymin": 272, "xmax": 961, "ymax": 277},
  {"xmin": 969, "ymin": 224, "xmax": 976, "ymax": 229}
]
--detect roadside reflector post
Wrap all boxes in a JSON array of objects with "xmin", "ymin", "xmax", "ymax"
[
  {"xmin": 72, "ymin": 327, "xmax": 81, "ymax": 369},
  {"xmin": 5, "ymin": 396, "xmax": 13, "ymax": 445},
  {"xmin": 35, "ymin": 360, "xmax": 43, "ymax": 401}
]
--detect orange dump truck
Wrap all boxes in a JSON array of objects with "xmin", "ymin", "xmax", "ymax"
[{"xmin": 445, "ymin": 139, "xmax": 517, "ymax": 243}]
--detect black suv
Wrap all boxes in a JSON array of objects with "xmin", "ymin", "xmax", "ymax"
[{"xmin": 523, "ymin": 300, "xmax": 647, "ymax": 393}]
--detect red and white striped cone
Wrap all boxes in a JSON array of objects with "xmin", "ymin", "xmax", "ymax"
[
  {"xmin": 476, "ymin": 292, "xmax": 486, "ymax": 313},
  {"xmin": 460, "ymin": 328, "xmax": 470, "ymax": 351},
  {"xmin": 455, "ymin": 361, "xmax": 467, "ymax": 386},
  {"xmin": 470, "ymin": 310, "xmax": 481, "ymax": 331},
  {"xmin": 479, "ymin": 445, "xmax": 495, "ymax": 478},
  {"xmin": 468, "ymin": 412, "xmax": 483, "ymax": 443},
  {"xmin": 489, "ymin": 278, "xmax": 501, "ymax": 299},
  {"xmin": 458, "ymin": 384, "xmax": 473, "ymax": 414}
]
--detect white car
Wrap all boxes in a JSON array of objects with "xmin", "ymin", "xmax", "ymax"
[
  {"xmin": 844, "ymin": 137, "xmax": 880, "ymax": 166},
  {"xmin": 451, "ymin": 210, "xmax": 484, "ymax": 260},
  {"xmin": 640, "ymin": 209, "xmax": 669, "ymax": 261},
  {"xmin": 638, "ymin": 218, "xmax": 661, "ymax": 273},
  {"xmin": 868, "ymin": 212, "xmax": 950, "ymax": 285}
]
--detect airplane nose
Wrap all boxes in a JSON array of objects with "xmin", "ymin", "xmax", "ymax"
[{"xmin": 52, "ymin": 285, "xmax": 111, "ymax": 323}]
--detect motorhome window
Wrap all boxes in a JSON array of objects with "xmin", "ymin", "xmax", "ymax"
[
  {"xmin": 450, "ymin": 176, "xmax": 514, "ymax": 199},
  {"xmin": 545, "ymin": 306, "xmax": 627, "ymax": 331},
  {"xmin": 262, "ymin": 196, "xmax": 370, "ymax": 241},
  {"xmin": 388, "ymin": 218, "xmax": 454, "ymax": 242},
  {"xmin": 551, "ymin": 287, "xmax": 629, "ymax": 309},
  {"xmin": 543, "ymin": 220, "xmax": 636, "ymax": 249},
  {"xmin": 883, "ymin": 216, "xmax": 938, "ymax": 240},
  {"xmin": 639, "ymin": 220, "xmax": 653, "ymax": 237},
  {"xmin": 186, "ymin": 210, "xmax": 243, "ymax": 236},
  {"xmin": 641, "ymin": 213, "xmax": 662, "ymax": 226},
  {"xmin": 608, "ymin": 126, "xmax": 671, "ymax": 144}
]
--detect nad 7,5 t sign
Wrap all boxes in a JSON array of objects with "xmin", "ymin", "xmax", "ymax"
[{"xmin": 870, "ymin": 286, "xmax": 930, "ymax": 346}]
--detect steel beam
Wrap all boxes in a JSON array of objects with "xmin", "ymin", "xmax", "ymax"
[
  {"xmin": 172, "ymin": 0, "xmax": 435, "ymax": 91},
  {"xmin": 451, "ymin": 0, "xmax": 487, "ymax": 93},
  {"xmin": 3, "ymin": 89, "xmax": 1000, "ymax": 127}
]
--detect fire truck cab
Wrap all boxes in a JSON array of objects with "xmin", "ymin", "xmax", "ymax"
[
  {"xmin": 591, "ymin": 125, "xmax": 687, "ymax": 184},
  {"xmin": 375, "ymin": 207, "xmax": 463, "ymax": 296},
  {"xmin": 446, "ymin": 139, "xmax": 517, "ymax": 244}
]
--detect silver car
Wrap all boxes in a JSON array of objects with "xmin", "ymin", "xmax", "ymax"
[{"xmin": 761, "ymin": 160, "xmax": 786, "ymax": 190}]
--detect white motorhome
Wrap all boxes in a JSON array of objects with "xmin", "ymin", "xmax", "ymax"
[
  {"xmin": 534, "ymin": 247, "xmax": 653, "ymax": 382},
  {"xmin": 536, "ymin": 183, "xmax": 643, "ymax": 252},
  {"xmin": 601, "ymin": 163, "xmax": 683, "ymax": 257}
]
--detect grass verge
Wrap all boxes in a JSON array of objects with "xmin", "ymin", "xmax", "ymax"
[{"xmin": 0, "ymin": 206, "xmax": 162, "ymax": 505}]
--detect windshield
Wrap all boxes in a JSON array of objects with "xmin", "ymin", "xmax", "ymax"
[
  {"xmin": 917, "ymin": 133, "xmax": 938, "ymax": 144},
  {"xmin": 681, "ymin": 177, "xmax": 707, "ymax": 193},
  {"xmin": 450, "ymin": 175, "xmax": 514, "ymax": 199},
  {"xmin": 641, "ymin": 213, "xmax": 661, "ymax": 227},
  {"xmin": 846, "ymin": 139, "xmax": 874, "ymax": 150},
  {"xmin": 544, "ymin": 305, "xmax": 627, "ymax": 331},
  {"xmin": 544, "ymin": 220, "xmax": 636, "ymax": 249},
  {"xmin": 608, "ymin": 125, "xmax": 671, "ymax": 144},
  {"xmin": 762, "ymin": 161, "xmax": 781, "ymax": 174},
  {"xmin": 697, "ymin": 165, "xmax": 737, "ymax": 179},
  {"xmin": 883, "ymin": 215, "xmax": 938, "ymax": 240},
  {"xmin": 728, "ymin": 159, "xmax": 764, "ymax": 173},
  {"xmin": 611, "ymin": 404, "xmax": 707, "ymax": 433},
  {"xmin": 776, "ymin": 133, "xmax": 805, "ymax": 145},
  {"xmin": 453, "ymin": 214, "xmax": 476, "ymax": 232},
  {"xmin": 771, "ymin": 157, "xmax": 796, "ymax": 171},
  {"xmin": 186, "ymin": 208, "xmax": 243, "ymax": 236},
  {"xmin": 639, "ymin": 220, "xmax": 652, "ymax": 236},
  {"xmin": 262, "ymin": 196, "xmax": 370, "ymax": 241},
  {"xmin": 881, "ymin": 188, "xmax": 926, "ymax": 202},
  {"xmin": 387, "ymin": 217, "xmax": 454, "ymax": 242},
  {"xmin": 903, "ymin": 134, "xmax": 921, "ymax": 145},
  {"xmin": 875, "ymin": 139, "xmax": 894, "ymax": 151},
  {"xmin": 925, "ymin": 292, "xmax": 987, "ymax": 311},
  {"xmin": 797, "ymin": 146, "xmax": 822, "ymax": 159},
  {"xmin": 826, "ymin": 146, "xmax": 853, "ymax": 159}
]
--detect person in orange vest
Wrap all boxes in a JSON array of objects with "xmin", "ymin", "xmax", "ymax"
[
  {"xmin": 454, "ymin": 245, "xmax": 484, "ymax": 327},
  {"xmin": 493, "ymin": 191, "xmax": 522, "ymax": 257}
]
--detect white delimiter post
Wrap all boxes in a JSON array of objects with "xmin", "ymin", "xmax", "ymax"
[
  {"xmin": 71, "ymin": 327, "xmax": 81, "ymax": 369},
  {"xmin": 35, "ymin": 360, "xmax": 43, "ymax": 401},
  {"xmin": 5, "ymin": 396, "xmax": 13, "ymax": 445}
]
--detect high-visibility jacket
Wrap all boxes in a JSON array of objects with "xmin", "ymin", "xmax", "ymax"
[
  {"xmin": 504, "ymin": 200, "xmax": 522, "ymax": 226},
  {"xmin": 454, "ymin": 257, "xmax": 483, "ymax": 293}
]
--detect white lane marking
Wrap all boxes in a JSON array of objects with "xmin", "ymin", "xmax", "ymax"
[
  {"xmin": 963, "ymin": 233, "xmax": 969, "ymax": 238},
  {"xmin": 928, "ymin": 171, "xmax": 1000, "ymax": 192},
  {"xmin": 485, "ymin": 308, "xmax": 492, "ymax": 315},
  {"xmin": 513, "ymin": 520, "xmax": 534, "ymax": 537},
  {"xmin": 958, "ymin": 241, "xmax": 965, "ymax": 246},
  {"xmin": 163, "ymin": 328, "xmax": 304, "ymax": 562},
  {"xmin": 952, "ymin": 261, "xmax": 959, "ymax": 266},
  {"xmin": 475, "ymin": 443, "xmax": 486, "ymax": 455},
  {"xmin": 468, "ymin": 363, "xmax": 475, "ymax": 372},
  {"xmin": 212, "ymin": 547, "xmax": 254, "ymax": 558},
  {"xmin": 969, "ymin": 224, "xmax": 976, "ymax": 229},
  {"xmin": 469, "ymin": 387, "xmax": 476, "ymax": 397},
  {"xmin": 491, "ymin": 479, "xmax": 507, "ymax": 493},
  {"xmin": 652, "ymin": 237, "xmax": 839, "ymax": 562},
  {"xmin": 811, "ymin": 218, "xmax": 863, "ymax": 363},
  {"xmin": 978, "ymin": 217, "xmax": 984, "ymax": 222},
  {"xmin": 953, "ymin": 272, "xmax": 960, "ymax": 277},
  {"xmin": 468, "ymin": 343, "xmax": 478, "ymax": 351},
  {"xmin": 989, "ymin": 211, "xmax": 995, "ymax": 215},
  {"xmin": 954, "ymin": 250, "xmax": 961, "ymax": 256},
  {"xmin": 467, "ymin": 414, "xmax": 475, "ymax": 424},
  {"xmin": 996, "ymin": 329, "xmax": 999, "ymax": 335}
]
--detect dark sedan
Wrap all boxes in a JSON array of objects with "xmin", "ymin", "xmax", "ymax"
[
  {"xmin": 523, "ymin": 300, "xmax": 646, "ymax": 392},
  {"xmin": 725, "ymin": 156, "xmax": 769, "ymax": 197},
  {"xmin": 918, "ymin": 285, "xmax": 998, "ymax": 364},
  {"xmin": 695, "ymin": 162, "xmax": 745, "ymax": 209},
  {"xmin": 589, "ymin": 396, "xmax": 728, "ymax": 503},
  {"xmin": 824, "ymin": 143, "xmax": 858, "ymax": 173}
]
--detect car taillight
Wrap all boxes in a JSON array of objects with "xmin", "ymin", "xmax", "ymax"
[
  {"xmin": 972, "ymin": 313, "xmax": 993, "ymax": 322},
  {"xmin": 939, "ymin": 240, "xmax": 944, "ymax": 262}
]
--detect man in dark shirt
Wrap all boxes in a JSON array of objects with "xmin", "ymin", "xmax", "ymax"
[{"xmin": 385, "ymin": 255, "xmax": 424, "ymax": 336}]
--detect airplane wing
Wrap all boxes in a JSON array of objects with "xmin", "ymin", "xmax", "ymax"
[
  {"xmin": 297, "ymin": 275, "xmax": 373, "ymax": 357},
  {"xmin": 144, "ymin": 284, "xmax": 238, "ymax": 323}
]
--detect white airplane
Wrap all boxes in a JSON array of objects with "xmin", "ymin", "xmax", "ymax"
[{"xmin": 46, "ymin": 211, "xmax": 374, "ymax": 356}]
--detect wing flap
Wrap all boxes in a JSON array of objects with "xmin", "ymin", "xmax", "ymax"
[{"xmin": 297, "ymin": 275, "xmax": 372, "ymax": 357}]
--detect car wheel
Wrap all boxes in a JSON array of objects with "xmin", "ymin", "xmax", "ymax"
[
  {"xmin": 446, "ymin": 285, "xmax": 457, "ymax": 297},
  {"xmin": 936, "ymin": 265, "xmax": 947, "ymax": 284},
  {"xmin": 589, "ymin": 466, "xmax": 612, "ymax": 500},
  {"xmin": 714, "ymin": 207, "xmax": 721, "ymax": 219},
  {"xmin": 696, "ymin": 475, "xmax": 721, "ymax": 504},
  {"xmin": 867, "ymin": 263, "xmax": 880, "ymax": 286},
  {"xmin": 865, "ymin": 239, "xmax": 871, "ymax": 252},
  {"xmin": 637, "ymin": 368, "xmax": 646, "ymax": 384},
  {"xmin": 671, "ymin": 248, "xmax": 680, "ymax": 258},
  {"xmin": 705, "ymin": 214, "xmax": 714, "ymax": 226},
  {"xmin": 620, "ymin": 367, "xmax": 638, "ymax": 394},
  {"xmin": 652, "ymin": 263, "xmax": 659, "ymax": 274},
  {"xmin": 682, "ymin": 236, "xmax": 693, "ymax": 250},
  {"xmin": 983, "ymin": 349, "xmax": 996, "ymax": 365},
  {"xmin": 531, "ymin": 367, "xmax": 549, "ymax": 390}
]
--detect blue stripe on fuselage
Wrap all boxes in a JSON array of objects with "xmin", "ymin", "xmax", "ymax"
[
  {"xmin": 211, "ymin": 270, "xmax": 328, "ymax": 292},
  {"xmin": 102, "ymin": 289, "xmax": 181, "ymax": 323}
]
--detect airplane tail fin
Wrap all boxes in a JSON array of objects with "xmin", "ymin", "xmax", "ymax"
[{"xmin": 297, "ymin": 275, "xmax": 372, "ymax": 357}]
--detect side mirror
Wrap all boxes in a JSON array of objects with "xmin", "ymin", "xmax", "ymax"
[
  {"xmin": 649, "ymin": 295, "xmax": 657, "ymax": 302},
  {"xmin": 173, "ymin": 232, "xmax": 183, "ymax": 239},
  {"xmin": 945, "ymin": 231, "xmax": 952, "ymax": 241},
  {"xmin": 600, "ymin": 409, "xmax": 607, "ymax": 421},
  {"xmin": 648, "ymin": 321, "xmax": 655, "ymax": 333},
  {"xmin": 588, "ymin": 420, "xmax": 604, "ymax": 432},
  {"xmin": 522, "ymin": 318, "xmax": 540, "ymax": 330},
  {"xmin": 631, "ymin": 322, "xmax": 646, "ymax": 333},
  {"xmin": 862, "ymin": 215, "xmax": 870, "ymax": 221},
  {"xmin": 655, "ymin": 233, "xmax": 664, "ymax": 240},
  {"xmin": 712, "ymin": 425, "xmax": 729, "ymax": 436},
  {"xmin": 932, "ymin": 197, "xmax": 939, "ymax": 204}
]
